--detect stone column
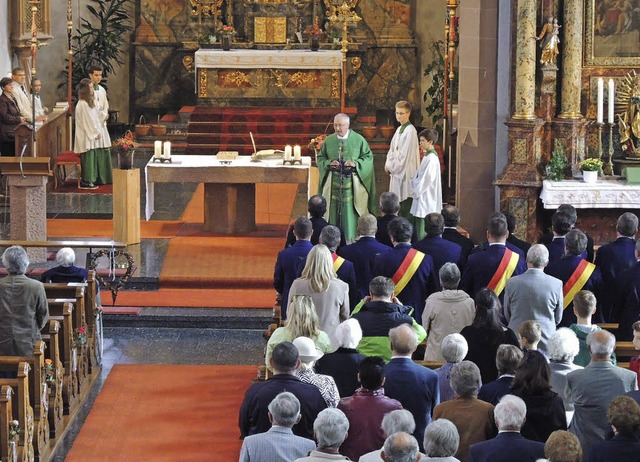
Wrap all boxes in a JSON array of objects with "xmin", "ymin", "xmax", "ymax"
[
  {"xmin": 512, "ymin": 0, "xmax": 537, "ymax": 120},
  {"xmin": 8, "ymin": 175, "xmax": 47, "ymax": 262},
  {"xmin": 558, "ymin": 0, "xmax": 583, "ymax": 118}
]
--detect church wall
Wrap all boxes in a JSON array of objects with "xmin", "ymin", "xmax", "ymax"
[{"xmin": 0, "ymin": 3, "xmax": 10, "ymax": 76}]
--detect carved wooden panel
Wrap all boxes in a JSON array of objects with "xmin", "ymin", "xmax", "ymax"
[{"xmin": 254, "ymin": 17, "xmax": 287, "ymax": 43}]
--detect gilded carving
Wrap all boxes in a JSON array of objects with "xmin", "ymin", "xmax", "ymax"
[
  {"xmin": 199, "ymin": 69, "xmax": 208, "ymax": 97},
  {"xmin": 254, "ymin": 17, "xmax": 287, "ymax": 43},
  {"xmin": 287, "ymin": 71, "xmax": 316, "ymax": 87},
  {"xmin": 513, "ymin": 138, "xmax": 527, "ymax": 164},
  {"xmin": 331, "ymin": 70, "xmax": 340, "ymax": 98},
  {"xmin": 182, "ymin": 56, "xmax": 194, "ymax": 73},
  {"xmin": 349, "ymin": 57, "xmax": 361, "ymax": 75},
  {"xmin": 271, "ymin": 69, "xmax": 285, "ymax": 88},
  {"xmin": 218, "ymin": 70, "xmax": 255, "ymax": 88}
]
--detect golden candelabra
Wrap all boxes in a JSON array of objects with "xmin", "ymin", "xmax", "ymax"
[
  {"xmin": 190, "ymin": 0, "xmax": 224, "ymax": 36},
  {"xmin": 327, "ymin": 2, "xmax": 360, "ymax": 111}
]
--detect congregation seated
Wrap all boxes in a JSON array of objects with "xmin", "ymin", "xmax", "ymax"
[
  {"xmin": 380, "ymin": 432, "xmax": 420, "ymax": 462},
  {"xmin": 351, "ymin": 276, "xmax": 426, "ymax": 362},
  {"xmin": 422, "ymin": 263, "xmax": 475, "ymax": 362},
  {"xmin": 468, "ymin": 394, "xmax": 544, "ymax": 462},
  {"xmin": 435, "ymin": 333, "xmax": 469, "ymax": 403},
  {"xmin": 547, "ymin": 328, "xmax": 582, "ymax": 411},
  {"xmin": 239, "ymin": 341, "xmax": 327, "ymax": 440},
  {"xmin": 318, "ymin": 225, "xmax": 358, "ymax": 309},
  {"xmin": 315, "ymin": 318, "xmax": 366, "ymax": 398},
  {"xmin": 359, "ymin": 409, "xmax": 419, "ymax": 461},
  {"xmin": 296, "ymin": 408, "xmax": 350, "ymax": 461},
  {"xmin": 422, "ymin": 418, "xmax": 460, "ymax": 461},
  {"xmin": 441, "ymin": 205, "xmax": 474, "ymax": 268},
  {"xmin": 460, "ymin": 288, "xmax": 519, "ymax": 383},
  {"xmin": 288, "ymin": 244, "xmax": 349, "ymax": 344},
  {"xmin": 413, "ymin": 212, "xmax": 463, "ymax": 274},
  {"xmin": 41, "ymin": 247, "xmax": 88, "ymax": 283},
  {"xmin": 538, "ymin": 203, "xmax": 595, "ymax": 262},
  {"xmin": 569, "ymin": 290, "xmax": 605, "ymax": 366},
  {"xmin": 510, "ymin": 350, "xmax": 567, "ymax": 442},
  {"xmin": 477, "ymin": 344, "xmax": 522, "ymax": 406},
  {"xmin": 337, "ymin": 356, "xmax": 403, "ymax": 461},
  {"xmin": 292, "ymin": 336, "xmax": 340, "ymax": 408},
  {"xmin": 585, "ymin": 395, "xmax": 640, "ymax": 461},
  {"xmin": 264, "ymin": 294, "xmax": 333, "ymax": 368},
  {"xmin": 433, "ymin": 360, "xmax": 498, "ymax": 461},
  {"xmin": 238, "ymin": 392, "xmax": 316, "ymax": 462},
  {"xmin": 543, "ymin": 430, "xmax": 582, "ymax": 462}
]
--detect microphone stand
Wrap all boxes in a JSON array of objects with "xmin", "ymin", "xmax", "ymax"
[{"xmin": 337, "ymin": 140, "xmax": 344, "ymax": 232}]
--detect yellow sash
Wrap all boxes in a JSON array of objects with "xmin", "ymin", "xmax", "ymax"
[
  {"xmin": 392, "ymin": 248, "xmax": 425, "ymax": 295},
  {"xmin": 563, "ymin": 260, "xmax": 596, "ymax": 308},
  {"xmin": 487, "ymin": 248, "xmax": 520, "ymax": 296},
  {"xmin": 332, "ymin": 253, "xmax": 345, "ymax": 273}
]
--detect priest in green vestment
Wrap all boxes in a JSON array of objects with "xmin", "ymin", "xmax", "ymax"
[{"xmin": 317, "ymin": 113, "xmax": 377, "ymax": 241}]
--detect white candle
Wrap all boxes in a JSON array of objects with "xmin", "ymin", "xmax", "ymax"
[
  {"xmin": 293, "ymin": 145, "xmax": 301, "ymax": 160},
  {"xmin": 597, "ymin": 78, "xmax": 604, "ymax": 124},
  {"xmin": 163, "ymin": 141, "xmax": 171, "ymax": 158},
  {"xmin": 608, "ymin": 79, "xmax": 615, "ymax": 124},
  {"xmin": 154, "ymin": 140, "xmax": 162, "ymax": 158},
  {"xmin": 284, "ymin": 145, "xmax": 292, "ymax": 161}
]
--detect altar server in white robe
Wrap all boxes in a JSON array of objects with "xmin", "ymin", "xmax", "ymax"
[
  {"xmin": 385, "ymin": 100, "xmax": 420, "ymax": 222},
  {"xmin": 88, "ymin": 66, "xmax": 112, "ymax": 184},
  {"xmin": 410, "ymin": 128, "xmax": 443, "ymax": 233}
]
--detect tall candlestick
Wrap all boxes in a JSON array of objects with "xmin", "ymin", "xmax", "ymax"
[
  {"xmin": 597, "ymin": 78, "xmax": 604, "ymax": 124},
  {"xmin": 154, "ymin": 140, "xmax": 162, "ymax": 158},
  {"xmin": 163, "ymin": 141, "xmax": 171, "ymax": 158},
  {"xmin": 293, "ymin": 145, "xmax": 301, "ymax": 160},
  {"xmin": 284, "ymin": 145, "xmax": 292, "ymax": 161},
  {"xmin": 608, "ymin": 79, "xmax": 615, "ymax": 124}
]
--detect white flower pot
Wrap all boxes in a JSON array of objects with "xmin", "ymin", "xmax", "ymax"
[{"xmin": 582, "ymin": 170, "xmax": 598, "ymax": 183}]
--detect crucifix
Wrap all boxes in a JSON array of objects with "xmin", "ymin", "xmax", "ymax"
[{"xmin": 327, "ymin": 2, "xmax": 361, "ymax": 111}]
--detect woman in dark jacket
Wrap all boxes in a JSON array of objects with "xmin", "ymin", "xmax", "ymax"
[
  {"xmin": 0, "ymin": 77, "xmax": 24, "ymax": 156},
  {"xmin": 511, "ymin": 349, "xmax": 567, "ymax": 442},
  {"xmin": 460, "ymin": 288, "xmax": 519, "ymax": 383}
]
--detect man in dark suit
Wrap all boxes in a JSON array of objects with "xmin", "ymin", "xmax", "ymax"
[
  {"xmin": 503, "ymin": 211, "xmax": 531, "ymax": 255},
  {"xmin": 376, "ymin": 191, "xmax": 400, "ymax": 247},
  {"xmin": 459, "ymin": 213, "xmax": 527, "ymax": 301},
  {"xmin": 539, "ymin": 204, "xmax": 595, "ymax": 262},
  {"xmin": 274, "ymin": 216, "xmax": 313, "ymax": 319},
  {"xmin": 613, "ymin": 240, "xmax": 640, "ymax": 340},
  {"xmin": 545, "ymin": 229, "xmax": 603, "ymax": 327},
  {"xmin": 284, "ymin": 195, "xmax": 344, "ymax": 248},
  {"xmin": 468, "ymin": 394, "xmax": 545, "ymax": 462},
  {"xmin": 239, "ymin": 342, "xmax": 327, "ymax": 440},
  {"xmin": 543, "ymin": 211, "xmax": 573, "ymax": 264},
  {"xmin": 594, "ymin": 212, "xmax": 638, "ymax": 322},
  {"xmin": 317, "ymin": 224, "xmax": 359, "ymax": 309},
  {"xmin": 478, "ymin": 345, "xmax": 523, "ymax": 405},
  {"xmin": 413, "ymin": 212, "xmax": 462, "ymax": 273},
  {"xmin": 372, "ymin": 217, "xmax": 438, "ymax": 322},
  {"xmin": 338, "ymin": 214, "xmax": 391, "ymax": 301},
  {"xmin": 441, "ymin": 204, "xmax": 475, "ymax": 267},
  {"xmin": 384, "ymin": 324, "xmax": 439, "ymax": 452}
]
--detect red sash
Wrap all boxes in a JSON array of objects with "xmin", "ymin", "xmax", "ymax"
[
  {"xmin": 487, "ymin": 248, "xmax": 519, "ymax": 295},
  {"xmin": 391, "ymin": 248, "xmax": 425, "ymax": 295},
  {"xmin": 331, "ymin": 252, "xmax": 345, "ymax": 273},
  {"xmin": 562, "ymin": 259, "xmax": 596, "ymax": 308}
]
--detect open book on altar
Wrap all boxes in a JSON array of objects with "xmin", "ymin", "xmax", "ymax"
[{"xmin": 250, "ymin": 132, "xmax": 284, "ymax": 159}]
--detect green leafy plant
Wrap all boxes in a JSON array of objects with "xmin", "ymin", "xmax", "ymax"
[
  {"xmin": 423, "ymin": 41, "xmax": 458, "ymax": 132},
  {"xmin": 579, "ymin": 158, "xmax": 603, "ymax": 172},
  {"xmin": 59, "ymin": 0, "xmax": 132, "ymax": 98},
  {"xmin": 545, "ymin": 141, "xmax": 569, "ymax": 181}
]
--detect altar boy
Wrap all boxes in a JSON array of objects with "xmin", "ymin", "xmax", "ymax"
[{"xmin": 410, "ymin": 128, "xmax": 443, "ymax": 237}]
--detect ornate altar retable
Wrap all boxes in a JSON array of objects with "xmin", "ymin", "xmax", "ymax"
[{"xmin": 194, "ymin": 49, "xmax": 342, "ymax": 107}]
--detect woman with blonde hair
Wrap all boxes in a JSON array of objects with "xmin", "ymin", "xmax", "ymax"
[
  {"xmin": 265, "ymin": 294, "xmax": 334, "ymax": 366},
  {"xmin": 74, "ymin": 78, "xmax": 105, "ymax": 189},
  {"xmin": 288, "ymin": 244, "xmax": 349, "ymax": 343}
]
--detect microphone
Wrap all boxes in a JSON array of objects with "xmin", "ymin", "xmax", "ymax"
[{"xmin": 338, "ymin": 140, "xmax": 344, "ymax": 162}]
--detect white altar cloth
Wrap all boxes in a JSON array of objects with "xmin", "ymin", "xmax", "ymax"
[
  {"xmin": 540, "ymin": 179, "xmax": 640, "ymax": 209},
  {"xmin": 144, "ymin": 155, "xmax": 311, "ymax": 221},
  {"xmin": 194, "ymin": 49, "xmax": 343, "ymax": 69}
]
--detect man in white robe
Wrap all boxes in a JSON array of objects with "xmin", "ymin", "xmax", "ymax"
[
  {"xmin": 410, "ymin": 128, "xmax": 443, "ymax": 229},
  {"xmin": 88, "ymin": 66, "xmax": 112, "ymax": 184}
]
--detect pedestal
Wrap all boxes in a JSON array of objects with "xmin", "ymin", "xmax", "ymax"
[
  {"xmin": 7, "ymin": 175, "xmax": 47, "ymax": 262},
  {"xmin": 112, "ymin": 169, "xmax": 140, "ymax": 244},
  {"xmin": 204, "ymin": 183, "xmax": 256, "ymax": 234}
]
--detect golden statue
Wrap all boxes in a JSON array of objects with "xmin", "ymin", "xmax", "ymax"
[
  {"xmin": 618, "ymin": 71, "xmax": 640, "ymax": 156},
  {"xmin": 536, "ymin": 17, "xmax": 561, "ymax": 66}
]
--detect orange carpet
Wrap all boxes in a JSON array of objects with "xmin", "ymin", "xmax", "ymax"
[{"xmin": 66, "ymin": 365, "xmax": 254, "ymax": 461}]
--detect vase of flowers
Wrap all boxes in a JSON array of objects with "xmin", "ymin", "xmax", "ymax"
[
  {"xmin": 579, "ymin": 158, "xmax": 603, "ymax": 183},
  {"xmin": 112, "ymin": 130, "xmax": 140, "ymax": 170},
  {"xmin": 218, "ymin": 25, "xmax": 236, "ymax": 51},
  {"xmin": 305, "ymin": 23, "xmax": 324, "ymax": 51}
]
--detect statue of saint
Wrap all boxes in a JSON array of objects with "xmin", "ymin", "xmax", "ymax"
[{"xmin": 537, "ymin": 17, "xmax": 561, "ymax": 66}]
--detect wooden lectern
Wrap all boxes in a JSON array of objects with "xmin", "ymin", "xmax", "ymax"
[{"xmin": 0, "ymin": 157, "xmax": 52, "ymax": 262}]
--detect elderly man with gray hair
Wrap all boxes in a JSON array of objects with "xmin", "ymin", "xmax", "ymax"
[
  {"xmin": 380, "ymin": 432, "xmax": 420, "ymax": 462},
  {"xmin": 565, "ymin": 329, "xmax": 638, "ymax": 453},
  {"xmin": 0, "ymin": 246, "xmax": 49, "ymax": 359},
  {"xmin": 423, "ymin": 419, "xmax": 460, "ymax": 461},
  {"xmin": 503, "ymin": 244, "xmax": 563, "ymax": 353},
  {"xmin": 360, "ymin": 410, "xmax": 418, "ymax": 461},
  {"xmin": 239, "ymin": 392, "xmax": 316, "ymax": 462},
  {"xmin": 468, "ymin": 394, "xmax": 545, "ymax": 462},
  {"xmin": 295, "ymin": 408, "xmax": 350, "ymax": 461},
  {"xmin": 422, "ymin": 262, "xmax": 475, "ymax": 362},
  {"xmin": 478, "ymin": 345, "xmax": 523, "ymax": 406}
]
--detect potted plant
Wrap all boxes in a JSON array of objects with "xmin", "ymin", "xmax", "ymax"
[
  {"xmin": 545, "ymin": 141, "xmax": 569, "ymax": 181},
  {"xmin": 579, "ymin": 158, "xmax": 603, "ymax": 183}
]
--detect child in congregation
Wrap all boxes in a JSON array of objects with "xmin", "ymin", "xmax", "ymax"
[
  {"xmin": 569, "ymin": 290, "xmax": 616, "ymax": 366},
  {"xmin": 518, "ymin": 320, "xmax": 543, "ymax": 354},
  {"xmin": 409, "ymin": 128, "xmax": 442, "ymax": 240}
]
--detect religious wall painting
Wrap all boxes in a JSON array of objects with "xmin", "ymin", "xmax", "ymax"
[
  {"xmin": 584, "ymin": 0, "xmax": 640, "ymax": 66},
  {"xmin": 136, "ymin": 0, "xmax": 187, "ymax": 42}
]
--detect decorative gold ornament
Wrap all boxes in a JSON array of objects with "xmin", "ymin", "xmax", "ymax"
[{"xmin": 617, "ymin": 71, "xmax": 640, "ymax": 157}]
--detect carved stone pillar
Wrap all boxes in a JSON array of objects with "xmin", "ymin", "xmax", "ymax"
[
  {"xmin": 558, "ymin": 0, "xmax": 583, "ymax": 119},
  {"xmin": 512, "ymin": 0, "xmax": 537, "ymax": 120},
  {"xmin": 495, "ymin": 119, "xmax": 544, "ymax": 242}
]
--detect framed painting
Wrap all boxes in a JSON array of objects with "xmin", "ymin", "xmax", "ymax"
[{"xmin": 584, "ymin": 0, "xmax": 640, "ymax": 67}]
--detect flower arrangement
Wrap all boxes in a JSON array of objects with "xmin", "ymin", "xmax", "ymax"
[
  {"xmin": 112, "ymin": 131, "xmax": 139, "ymax": 152},
  {"xmin": 218, "ymin": 25, "xmax": 236, "ymax": 36},
  {"xmin": 9, "ymin": 420, "xmax": 20, "ymax": 441},
  {"xmin": 43, "ymin": 358, "xmax": 55, "ymax": 384},
  {"xmin": 579, "ymin": 158, "xmax": 603, "ymax": 172},
  {"xmin": 308, "ymin": 134, "xmax": 327, "ymax": 151},
  {"xmin": 73, "ymin": 326, "xmax": 87, "ymax": 348},
  {"xmin": 305, "ymin": 23, "xmax": 324, "ymax": 38}
]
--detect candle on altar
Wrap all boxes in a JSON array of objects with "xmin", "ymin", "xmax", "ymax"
[
  {"xmin": 154, "ymin": 140, "xmax": 162, "ymax": 158},
  {"xmin": 293, "ymin": 145, "xmax": 301, "ymax": 160},
  {"xmin": 163, "ymin": 141, "xmax": 171, "ymax": 158},
  {"xmin": 597, "ymin": 78, "xmax": 604, "ymax": 124},
  {"xmin": 608, "ymin": 79, "xmax": 615, "ymax": 124},
  {"xmin": 284, "ymin": 145, "xmax": 292, "ymax": 161}
]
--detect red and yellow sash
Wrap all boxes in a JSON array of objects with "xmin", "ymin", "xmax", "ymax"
[
  {"xmin": 487, "ymin": 248, "xmax": 520, "ymax": 296},
  {"xmin": 562, "ymin": 259, "xmax": 596, "ymax": 309},
  {"xmin": 332, "ymin": 252, "xmax": 345, "ymax": 273},
  {"xmin": 391, "ymin": 248, "xmax": 425, "ymax": 295}
]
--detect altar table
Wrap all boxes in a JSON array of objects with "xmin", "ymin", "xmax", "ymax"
[
  {"xmin": 145, "ymin": 155, "xmax": 311, "ymax": 234},
  {"xmin": 540, "ymin": 179, "xmax": 640, "ymax": 209}
]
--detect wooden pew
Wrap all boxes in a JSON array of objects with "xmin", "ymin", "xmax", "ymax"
[
  {"xmin": 414, "ymin": 360, "xmax": 445, "ymax": 370},
  {"xmin": 615, "ymin": 341, "xmax": 636, "ymax": 359},
  {"xmin": 46, "ymin": 303, "xmax": 77, "ymax": 414},
  {"xmin": 0, "ymin": 385, "xmax": 16, "ymax": 462},
  {"xmin": 40, "ymin": 321, "xmax": 63, "ymax": 439},
  {"xmin": 0, "ymin": 362, "xmax": 34, "ymax": 462},
  {"xmin": 0, "ymin": 342, "xmax": 49, "ymax": 461}
]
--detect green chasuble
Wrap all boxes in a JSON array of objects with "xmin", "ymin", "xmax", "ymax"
[{"xmin": 317, "ymin": 131, "xmax": 377, "ymax": 241}]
